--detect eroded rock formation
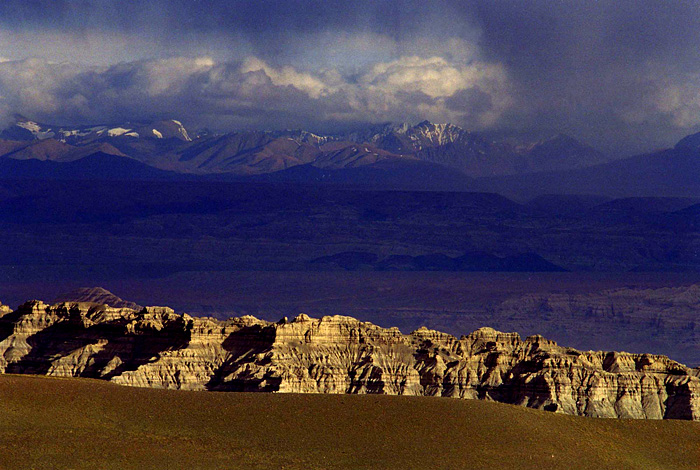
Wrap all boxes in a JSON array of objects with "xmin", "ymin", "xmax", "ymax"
[{"xmin": 0, "ymin": 299, "xmax": 698, "ymax": 420}]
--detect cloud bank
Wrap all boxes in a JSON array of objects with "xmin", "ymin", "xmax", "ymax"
[
  {"xmin": 1, "ymin": 0, "xmax": 700, "ymax": 154},
  {"xmin": 0, "ymin": 55, "xmax": 511, "ymax": 134}
]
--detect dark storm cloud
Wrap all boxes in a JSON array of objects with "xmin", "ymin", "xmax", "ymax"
[
  {"xmin": 445, "ymin": 88, "xmax": 493, "ymax": 117},
  {"xmin": 0, "ymin": 0, "xmax": 462, "ymax": 36},
  {"xmin": 1, "ymin": 0, "xmax": 700, "ymax": 153},
  {"xmin": 467, "ymin": 0, "xmax": 700, "ymax": 154},
  {"xmin": 0, "ymin": 0, "xmax": 475, "ymax": 65}
]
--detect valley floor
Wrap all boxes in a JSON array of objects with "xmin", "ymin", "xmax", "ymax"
[{"xmin": 0, "ymin": 374, "xmax": 697, "ymax": 470}]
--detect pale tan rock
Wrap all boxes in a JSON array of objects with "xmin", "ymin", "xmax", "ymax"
[{"xmin": 0, "ymin": 299, "xmax": 698, "ymax": 420}]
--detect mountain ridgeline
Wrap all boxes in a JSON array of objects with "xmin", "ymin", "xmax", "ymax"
[
  {"xmin": 0, "ymin": 116, "xmax": 608, "ymax": 183},
  {"xmin": 0, "ymin": 295, "xmax": 698, "ymax": 420},
  {"xmin": 3, "ymin": 115, "xmax": 700, "ymax": 197}
]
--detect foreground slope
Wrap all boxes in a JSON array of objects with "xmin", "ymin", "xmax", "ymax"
[
  {"xmin": 0, "ymin": 300, "xmax": 698, "ymax": 420},
  {"xmin": 0, "ymin": 374, "xmax": 697, "ymax": 470}
]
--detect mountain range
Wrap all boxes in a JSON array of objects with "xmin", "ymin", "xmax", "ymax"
[
  {"xmin": 0, "ymin": 116, "xmax": 605, "ymax": 176},
  {"xmin": 2, "ymin": 115, "xmax": 700, "ymax": 198}
]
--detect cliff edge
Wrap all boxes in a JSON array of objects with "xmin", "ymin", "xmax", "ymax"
[{"xmin": 0, "ymin": 299, "xmax": 698, "ymax": 420}]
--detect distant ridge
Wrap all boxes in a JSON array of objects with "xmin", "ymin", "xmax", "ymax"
[
  {"xmin": 53, "ymin": 287, "xmax": 143, "ymax": 310},
  {"xmin": 248, "ymin": 159, "xmax": 475, "ymax": 191},
  {"xmin": 0, "ymin": 152, "xmax": 191, "ymax": 181},
  {"xmin": 310, "ymin": 250, "xmax": 566, "ymax": 272},
  {"xmin": 474, "ymin": 145, "xmax": 700, "ymax": 199}
]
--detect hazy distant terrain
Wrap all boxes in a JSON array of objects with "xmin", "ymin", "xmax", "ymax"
[
  {"xmin": 2, "ymin": 108, "xmax": 700, "ymax": 371},
  {"xmin": 7, "ymin": 271, "xmax": 700, "ymax": 367},
  {"xmin": 1, "ymin": 180, "xmax": 698, "ymax": 275},
  {"xmin": 2, "ymin": 179, "xmax": 699, "ymax": 365}
]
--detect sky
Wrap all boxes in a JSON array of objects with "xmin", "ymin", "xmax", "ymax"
[{"xmin": 0, "ymin": 0, "xmax": 700, "ymax": 155}]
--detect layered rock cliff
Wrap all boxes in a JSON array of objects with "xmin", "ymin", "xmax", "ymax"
[{"xmin": 1, "ymin": 299, "xmax": 698, "ymax": 420}]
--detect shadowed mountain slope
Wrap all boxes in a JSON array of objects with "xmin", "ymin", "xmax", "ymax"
[
  {"xmin": 0, "ymin": 152, "xmax": 191, "ymax": 181},
  {"xmin": 474, "ymin": 146, "xmax": 700, "ymax": 199}
]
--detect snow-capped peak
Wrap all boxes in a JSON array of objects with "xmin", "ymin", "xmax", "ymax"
[
  {"xmin": 0, "ymin": 116, "xmax": 195, "ymax": 144},
  {"xmin": 141, "ymin": 119, "xmax": 192, "ymax": 141},
  {"xmin": 408, "ymin": 121, "xmax": 467, "ymax": 147}
]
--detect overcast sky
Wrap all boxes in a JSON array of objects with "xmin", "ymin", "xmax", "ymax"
[{"xmin": 0, "ymin": 0, "xmax": 699, "ymax": 155}]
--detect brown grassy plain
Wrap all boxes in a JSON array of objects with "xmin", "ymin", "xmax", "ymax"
[{"xmin": 0, "ymin": 374, "xmax": 697, "ymax": 470}]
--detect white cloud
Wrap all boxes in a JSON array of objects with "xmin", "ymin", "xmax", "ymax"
[
  {"xmin": 240, "ymin": 57, "xmax": 332, "ymax": 99},
  {"xmin": 141, "ymin": 56, "xmax": 215, "ymax": 95},
  {"xmin": 351, "ymin": 56, "xmax": 511, "ymax": 126},
  {"xmin": 651, "ymin": 81, "xmax": 700, "ymax": 129},
  {"xmin": 362, "ymin": 57, "xmax": 470, "ymax": 97},
  {"xmin": 0, "ymin": 54, "xmax": 514, "ymax": 131}
]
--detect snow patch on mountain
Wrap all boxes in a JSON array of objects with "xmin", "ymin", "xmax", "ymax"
[
  {"xmin": 16, "ymin": 120, "xmax": 55, "ymax": 140},
  {"xmin": 107, "ymin": 127, "xmax": 132, "ymax": 137},
  {"xmin": 169, "ymin": 119, "xmax": 191, "ymax": 141}
]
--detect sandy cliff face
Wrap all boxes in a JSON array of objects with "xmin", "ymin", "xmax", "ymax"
[{"xmin": 0, "ymin": 300, "xmax": 698, "ymax": 420}]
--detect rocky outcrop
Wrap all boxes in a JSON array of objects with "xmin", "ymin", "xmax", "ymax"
[{"xmin": 0, "ymin": 299, "xmax": 698, "ymax": 420}]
